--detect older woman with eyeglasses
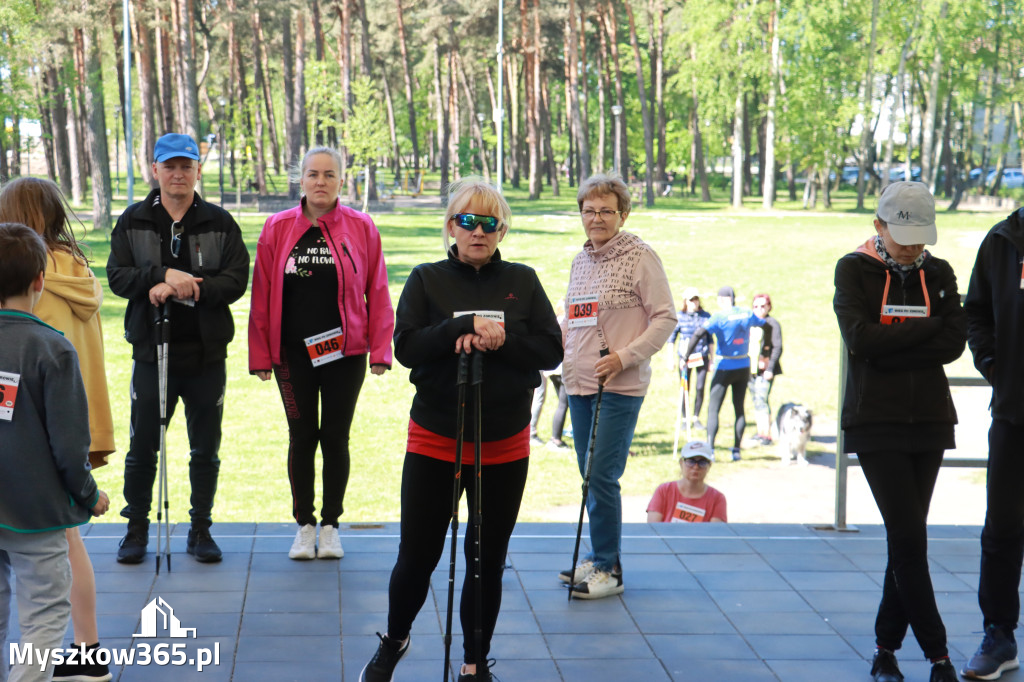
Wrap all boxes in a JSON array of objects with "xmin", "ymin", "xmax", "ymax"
[
  {"xmin": 359, "ymin": 179, "xmax": 562, "ymax": 682},
  {"xmin": 559, "ymin": 173, "xmax": 676, "ymax": 600}
]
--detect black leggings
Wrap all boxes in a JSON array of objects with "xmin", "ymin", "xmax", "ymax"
[
  {"xmin": 273, "ymin": 341, "xmax": 366, "ymax": 527},
  {"xmin": 679, "ymin": 364, "xmax": 709, "ymax": 417},
  {"xmin": 980, "ymin": 419, "xmax": 1024, "ymax": 629},
  {"xmin": 859, "ymin": 450, "xmax": 948, "ymax": 660},
  {"xmin": 387, "ymin": 453, "xmax": 529, "ymax": 666},
  {"xmin": 549, "ymin": 375, "xmax": 569, "ymax": 440},
  {"xmin": 706, "ymin": 367, "xmax": 748, "ymax": 449}
]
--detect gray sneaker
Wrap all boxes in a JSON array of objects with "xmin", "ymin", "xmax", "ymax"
[{"xmin": 963, "ymin": 625, "xmax": 1019, "ymax": 680}]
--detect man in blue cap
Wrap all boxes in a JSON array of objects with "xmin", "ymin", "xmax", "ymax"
[{"xmin": 107, "ymin": 133, "xmax": 250, "ymax": 564}]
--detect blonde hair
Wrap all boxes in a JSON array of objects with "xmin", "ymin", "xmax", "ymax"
[
  {"xmin": 442, "ymin": 178, "xmax": 511, "ymax": 253},
  {"xmin": 576, "ymin": 172, "xmax": 631, "ymax": 216}
]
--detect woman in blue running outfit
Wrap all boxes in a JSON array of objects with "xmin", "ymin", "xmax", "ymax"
[{"xmin": 684, "ymin": 286, "xmax": 765, "ymax": 460}]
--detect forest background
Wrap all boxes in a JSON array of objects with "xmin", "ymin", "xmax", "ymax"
[
  {"xmin": 1, "ymin": 0, "xmax": 1022, "ymax": 230},
  {"xmin": 0, "ymin": 0, "xmax": 1021, "ymax": 524}
]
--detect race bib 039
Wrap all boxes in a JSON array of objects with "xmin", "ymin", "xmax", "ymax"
[{"xmin": 567, "ymin": 294, "xmax": 599, "ymax": 329}]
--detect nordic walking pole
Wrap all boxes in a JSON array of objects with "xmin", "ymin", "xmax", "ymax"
[
  {"xmin": 155, "ymin": 301, "xmax": 172, "ymax": 574},
  {"xmin": 443, "ymin": 350, "xmax": 470, "ymax": 681},
  {"xmin": 470, "ymin": 351, "xmax": 484, "ymax": 673},
  {"xmin": 683, "ymin": 373, "xmax": 692, "ymax": 442},
  {"xmin": 672, "ymin": 365, "xmax": 685, "ymax": 458},
  {"xmin": 568, "ymin": 348, "xmax": 609, "ymax": 602}
]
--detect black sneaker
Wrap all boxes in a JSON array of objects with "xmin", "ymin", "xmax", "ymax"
[
  {"xmin": 731, "ymin": 447, "xmax": 742, "ymax": 461},
  {"xmin": 359, "ymin": 633, "xmax": 409, "ymax": 682},
  {"xmin": 186, "ymin": 527, "xmax": 222, "ymax": 563},
  {"xmin": 116, "ymin": 521, "xmax": 149, "ymax": 564},
  {"xmin": 458, "ymin": 658, "xmax": 497, "ymax": 682},
  {"xmin": 931, "ymin": 658, "xmax": 957, "ymax": 682},
  {"xmin": 52, "ymin": 643, "xmax": 112, "ymax": 681},
  {"xmin": 963, "ymin": 624, "xmax": 1020, "ymax": 680},
  {"xmin": 871, "ymin": 648, "xmax": 904, "ymax": 682}
]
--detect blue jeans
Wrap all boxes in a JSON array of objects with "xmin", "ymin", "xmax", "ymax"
[{"xmin": 568, "ymin": 391, "xmax": 644, "ymax": 572}]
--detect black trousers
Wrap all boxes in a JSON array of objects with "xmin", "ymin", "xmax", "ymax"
[
  {"xmin": 979, "ymin": 419, "xmax": 1024, "ymax": 629},
  {"xmin": 386, "ymin": 453, "xmax": 529, "ymax": 665},
  {"xmin": 273, "ymin": 341, "xmax": 366, "ymax": 527},
  {"xmin": 121, "ymin": 359, "xmax": 225, "ymax": 528},
  {"xmin": 679, "ymin": 364, "xmax": 709, "ymax": 417},
  {"xmin": 706, "ymin": 367, "xmax": 748, "ymax": 449},
  {"xmin": 859, "ymin": 450, "xmax": 948, "ymax": 660}
]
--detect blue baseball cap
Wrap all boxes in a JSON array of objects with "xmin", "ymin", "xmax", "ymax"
[{"xmin": 154, "ymin": 133, "xmax": 200, "ymax": 162}]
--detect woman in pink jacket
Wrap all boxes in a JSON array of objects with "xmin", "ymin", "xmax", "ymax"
[{"xmin": 248, "ymin": 147, "xmax": 394, "ymax": 560}]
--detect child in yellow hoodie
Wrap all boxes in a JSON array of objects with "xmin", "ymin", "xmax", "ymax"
[{"xmin": 0, "ymin": 177, "xmax": 115, "ymax": 682}]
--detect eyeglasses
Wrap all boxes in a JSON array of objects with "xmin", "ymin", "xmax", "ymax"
[
  {"xmin": 452, "ymin": 213, "xmax": 501, "ymax": 233},
  {"xmin": 580, "ymin": 209, "xmax": 621, "ymax": 221},
  {"xmin": 684, "ymin": 458, "xmax": 711, "ymax": 469},
  {"xmin": 170, "ymin": 221, "xmax": 184, "ymax": 259}
]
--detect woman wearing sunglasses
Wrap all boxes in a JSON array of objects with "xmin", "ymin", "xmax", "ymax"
[
  {"xmin": 248, "ymin": 146, "xmax": 394, "ymax": 561},
  {"xmin": 560, "ymin": 173, "xmax": 676, "ymax": 599},
  {"xmin": 359, "ymin": 179, "xmax": 562, "ymax": 682}
]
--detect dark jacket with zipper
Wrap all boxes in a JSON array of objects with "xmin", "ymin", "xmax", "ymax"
[
  {"xmin": 833, "ymin": 238, "xmax": 967, "ymax": 453},
  {"xmin": 394, "ymin": 248, "xmax": 563, "ymax": 441},
  {"xmin": 965, "ymin": 207, "xmax": 1024, "ymax": 424},
  {"xmin": 107, "ymin": 188, "xmax": 250, "ymax": 363}
]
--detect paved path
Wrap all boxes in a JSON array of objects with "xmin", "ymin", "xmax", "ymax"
[{"xmin": 5, "ymin": 521, "xmax": 1020, "ymax": 682}]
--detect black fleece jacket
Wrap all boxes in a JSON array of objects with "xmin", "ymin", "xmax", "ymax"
[
  {"xmin": 107, "ymin": 189, "xmax": 250, "ymax": 362},
  {"xmin": 833, "ymin": 240, "xmax": 966, "ymax": 438},
  {"xmin": 965, "ymin": 207, "xmax": 1024, "ymax": 424},
  {"xmin": 394, "ymin": 248, "xmax": 563, "ymax": 441}
]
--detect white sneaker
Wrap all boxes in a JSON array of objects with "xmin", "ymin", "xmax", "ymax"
[
  {"xmin": 289, "ymin": 524, "xmax": 316, "ymax": 560},
  {"xmin": 317, "ymin": 524, "xmax": 344, "ymax": 559},
  {"xmin": 571, "ymin": 568, "xmax": 624, "ymax": 599},
  {"xmin": 558, "ymin": 558, "xmax": 595, "ymax": 584}
]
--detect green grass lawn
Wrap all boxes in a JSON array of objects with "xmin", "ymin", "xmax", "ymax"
[{"xmin": 76, "ymin": 187, "xmax": 1004, "ymax": 525}]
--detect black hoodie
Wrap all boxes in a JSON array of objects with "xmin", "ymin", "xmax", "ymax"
[{"xmin": 965, "ymin": 207, "xmax": 1024, "ymax": 424}]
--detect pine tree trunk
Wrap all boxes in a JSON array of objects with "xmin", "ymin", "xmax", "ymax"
[
  {"xmin": 624, "ymin": 0, "xmax": 654, "ymax": 206},
  {"xmin": 566, "ymin": 0, "xmax": 590, "ymax": 181},
  {"xmin": 653, "ymin": 0, "xmax": 667, "ymax": 192},
  {"xmin": 250, "ymin": 1, "xmax": 269, "ymax": 193},
  {"xmin": 156, "ymin": 12, "xmax": 174, "ymax": 132},
  {"xmin": 34, "ymin": 72, "xmax": 57, "ymax": 181},
  {"xmin": 253, "ymin": 0, "xmax": 281, "ymax": 174},
  {"xmin": 731, "ymin": 87, "xmax": 744, "ymax": 208},
  {"xmin": 541, "ymin": 72, "xmax": 559, "ymax": 196},
  {"xmin": 855, "ymin": 0, "xmax": 879, "ymax": 209},
  {"xmin": 45, "ymin": 64, "xmax": 73, "ymax": 196},
  {"xmin": 601, "ymin": 3, "xmax": 628, "ymax": 177},
  {"xmin": 132, "ymin": 0, "xmax": 157, "ymax": 184},
  {"xmin": 920, "ymin": 1, "xmax": 948, "ymax": 186},
  {"xmin": 83, "ymin": 27, "xmax": 112, "ymax": 235},
  {"xmin": 762, "ymin": 0, "xmax": 780, "ymax": 208},
  {"xmin": 174, "ymin": 0, "xmax": 200, "ymax": 140},
  {"xmin": 395, "ymin": 0, "xmax": 419, "ymax": 173}
]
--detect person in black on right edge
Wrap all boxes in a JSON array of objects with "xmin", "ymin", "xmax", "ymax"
[
  {"xmin": 833, "ymin": 181, "xmax": 966, "ymax": 682},
  {"xmin": 961, "ymin": 205, "xmax": 1024, "ymax": 680}
]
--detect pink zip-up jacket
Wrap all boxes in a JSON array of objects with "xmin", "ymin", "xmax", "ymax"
[
  {"xmin": 248, "ymin": 199, "xmax": 394, "ymax": 370},
  {"xmin": 561, "ymin": 230, "xmax": 676, "ymax": 396}
]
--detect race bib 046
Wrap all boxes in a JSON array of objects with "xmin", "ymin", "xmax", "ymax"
[{"xmin": 305, "ymin": 327, "xmax": 345, "ymax": 366}]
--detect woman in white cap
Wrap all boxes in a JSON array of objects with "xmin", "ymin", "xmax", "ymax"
[
  {"xmin": 833, "ymin": 180, "xmax": 966, "ymax": 682},
  {"xmin": 646, "ymin": 440, "xmax": 726, "ymax": 523},
  {"xmin": 669, "ymin": 287, "xmax": 713, "ymax": 428}
]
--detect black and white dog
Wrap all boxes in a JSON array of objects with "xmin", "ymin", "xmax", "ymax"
[{"xmin": 776, "ymin": 403, "xmax": 813, "ymax": 465}]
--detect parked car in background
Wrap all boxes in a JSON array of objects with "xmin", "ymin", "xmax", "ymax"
[
  {"xmin": 888, "ymin": 166, "xmax": 921, "ymax": 182},
  {"xmin": 987, "ymin": 168, "xmax": 1024, "ymax": 189}
]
